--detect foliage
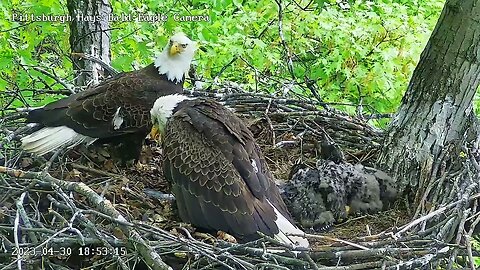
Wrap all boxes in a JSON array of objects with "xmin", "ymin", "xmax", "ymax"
[
  {"xmin": 472, "ymin": 238, "xmax": 480, "ymax": 267},
  {"xmin": 0, "ymin": 0, "xmax": 70, "ymax": 109},
  {"xmin": 0, "ymin": 0, "xmax": 444, "ymax": 122}
]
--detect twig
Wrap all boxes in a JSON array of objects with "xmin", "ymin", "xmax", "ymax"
[
  {"xmin": 26, "ymin": 66, "xmax": 75, "ymax": 94},
  {"xmin": 15, "ymin": 191, "xmax": 38, "ymax": 244},
  {"xmin": 395, "ymin": 193, "xmax": 480, "ymax": 238},
  {"xmin": 213, "ymin": 57, "xmax": 238, "ymax": 81},
  {"xmin": 13, "ymin": 192, "xmax": 25, "ymax": 269},
  {"xmin": 0, "ymin": 22, "xmax": 34, "ymax": 33},
  {"xmin": 301, "ymin": 233, "xmax": 370, "ymax": 251},
  {"xmin": 0, "ymin": 166, "xmax": 173, "ymax": 270},
  {"xmin": 54, "ymin": 186, "xmax": 130, "ymax": 270},
  {"xmin": 70, "ymin": 163, "xmax": 129, "ymax": 181},
  {"xmin": 301, "ymin": 252, "xmax": 321, "ymax": 270},
  {"xmin": 274, "ymin": 0, "xmax": 295, "ymax": 79},
  {"xmin": 71, "ymin": 52, "xmax": 119, "ymax": 76},
  {"xmin": 465, "ymin": 235, "xmax": 475, "ymax": 270},
  {"xmin": 212, "ymin": 19, "xmax": 276, "ymax": 82}
]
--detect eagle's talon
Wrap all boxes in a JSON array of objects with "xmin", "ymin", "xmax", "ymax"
[
  {"xmin": 217, "ymin": 231, "xmax": 237, "ymax": 243},
  {"xmin": 193, "ymin": 232, "xmax": 216, "ymax": 244}
]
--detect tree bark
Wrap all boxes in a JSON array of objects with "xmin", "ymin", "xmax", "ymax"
[
  {"xmin": 67, "ymin": 0, "xmax": 111, "ymax": 89},
  {"xmin": 377, "ymin": 0, "xmax": 480, "ymax": 204}
]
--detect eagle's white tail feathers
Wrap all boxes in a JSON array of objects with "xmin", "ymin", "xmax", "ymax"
[
  {"xmin": 21, "ymin": 126, "xmax": 96, "ymax": 156},
  {"xmin": 268, "ymin": 200, "xmax": 310, "ymax": 248}
]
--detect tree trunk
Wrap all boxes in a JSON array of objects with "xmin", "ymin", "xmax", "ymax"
[
  {"xmin": 377, "ymin": 0, "xmax": 480, "ymax": 206},
  {"xmin": 67, "ymin": 0, "xmax": 111, "ymax": 89}
]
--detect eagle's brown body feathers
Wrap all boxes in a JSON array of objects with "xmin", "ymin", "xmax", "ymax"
[
  {"xmin": 26, "ymin": 64, "xmax": 183, "ymax": 160},
  {"xmin": 21, "ymin": 32, "xmax": 196, "ymax": 161},
  {"xmin": 163, "ymin": 99, "xmax": 296, "ymax": 241}
]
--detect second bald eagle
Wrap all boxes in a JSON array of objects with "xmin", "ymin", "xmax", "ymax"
[
  {"xmin": 21, "ymin": 33, "xmax": 196, "ymax": 161},
  {"xmin": 150, "ymin": 94, "xmax": 309, "ymax": 248}
]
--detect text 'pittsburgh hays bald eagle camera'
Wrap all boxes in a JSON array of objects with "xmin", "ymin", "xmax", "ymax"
[
  {"xmin": 21, "ymin": 33, "xmax": 196, "ymax": 161},
  {"xmin": 150, "ymin": 94, "xmax": 309, "ymax": 248}
]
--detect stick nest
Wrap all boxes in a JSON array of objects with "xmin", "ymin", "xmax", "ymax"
[{"xmin": 0, "ymin": 87, "xmax": 478, "ymax": 270}]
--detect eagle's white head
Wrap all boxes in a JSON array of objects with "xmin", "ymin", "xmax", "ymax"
[
  {"xmin": 155, "ymin": 32, "xmax": 197, "ymax": 83},
  {"xmin": 150, "ymin": 94, "xmax": 193, "ymax": 135}
]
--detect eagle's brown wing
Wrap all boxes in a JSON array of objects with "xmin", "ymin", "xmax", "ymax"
[
  {"xmin": 27, "ymin": 65, "xmax": 182, "ymax": 139},
  {"xmin": 196, "ymin": 100, "xmax": 294, "ymax": 218},
  {"xmin": 163, "ymin": 99, "xmax": 292, "ymax": 240}
]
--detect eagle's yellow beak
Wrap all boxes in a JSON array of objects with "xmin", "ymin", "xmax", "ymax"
[
  {"xmin": 169, "ymin": 42, "xmax": 181, "ymax": 56},
  {"xmin": 150, "ymin": 125, "xmax": 161, "ymax": 143}
]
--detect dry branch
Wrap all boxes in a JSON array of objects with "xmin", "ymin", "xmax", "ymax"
[
  {"xmin": 0, "ymin": 166, "xmax": 173, "ymax": 270},
  {"xmin": 1, "ymin": 82, "xmax": 479, "ymax": 269}
]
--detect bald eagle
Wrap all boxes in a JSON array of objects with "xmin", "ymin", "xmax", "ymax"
[
  {"xmin": 150, "ymin": 94, "xmax": 309, "ymax": 248},
  {"xmin": 21, "ymin": 33, "xmax": 196, "ymax": 161}
]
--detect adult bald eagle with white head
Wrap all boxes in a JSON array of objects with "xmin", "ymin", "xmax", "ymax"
[
  {"xmin": 150, "ymin": 94, "xmax": 309, "ymax": 248},
  {"xmin": 21, "ymin": 32, "xmax": 196, "ymax": 161}
]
